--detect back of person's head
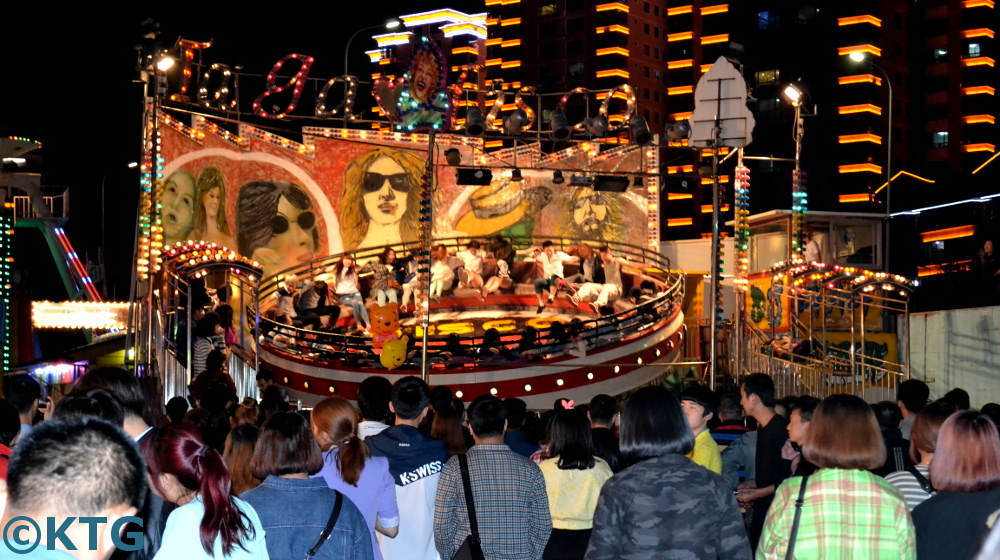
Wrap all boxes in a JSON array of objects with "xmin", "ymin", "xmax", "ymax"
[
  {"xmin": 53, "ymin": 388, "xmax": 125, "ymax": 426},
  {"xmin": 873, "ymin": 401, "xmax": 903, "ymax": 432},
  {"xmin": 233, "ymin": 399, "xmax": 260, "ymax": 427},
  {"xmin": 391, "ymin": 376, "xmax": 431, "ymax": 421},
  {"xmin": 74, "ymin": 367, "xmax": 146, "ymax": 420},
  {"xmin": 0, "ymin": 398, "xmax": 21, "ymax": 446},
  {"xmin": 740, "ymin": 373, "xmax": 776, "ymax": 408},
  {"xmin": 503, "ymin": 397, "xmax": 528, "ymax": 430},
  {"xmin": 983, "ymin": 403, "xmax": 1000, "ymax": 429},
  {"xmin": 146, "ymin": 423, "xmax": 253, "ymax": 555},
  {"xmin": 251, "ymin": 411, "xmax": 323, "ymax": 480},
  {"xmin": 431, "ymin": 397, "xmax": 468, "ymax": 456},
  {"xmin": 4, "ymin": 374, "xmax": 41, "ymax": 416},
  {"xmin": 7, "ymin": 418, "xmax": 145, "ymax": 520},
  {"xmin": 260, "ymin": 385, "xmax": 291, "ymax": 421},
  {"xmin": 196, "ymin": 312, "xmax": 221, "ymax": 338},
  {"xmin": 256, "ymin": 369, "xmax": 275, "ymax": 385},
  {"xmin": 224, "ymin": 423, "xmax": 261, "ymax": 495},
  {"xmin": 431, "ymin": 385, "xmax": 454, "ymax": 414},
  {"xmin": 931, "ymin": 410, "xmax": 1000, "ymax": 492},
  {"xmin": 358, "ymin": 376, "xmax": 393, "ymax": 423},
  {"xmin": 620, "ymin": 386, "xmax": 693, "ymax": 463},
  {"xmin": 548, "ymin": 408, "xmax": 596, "ymax": 470},
  {"xmin": 206, "ymin": 349, "xmax": 227, "ymax": 372},
  {"xmin": 589, "ymin": 394, "xmax": 618, "ymax": 426},
  {"xmin": 897, "ymin": 379, "xmax": 930, "ymax": 414},
  {"xmin": 468, "ymin": 395, "xmax": 507, "ymax": 438},
  {"xmin": 310, "ymin": 397, "xmax": 369, "ymax": 485},
  {"xmin": 802, "ymin": 394, "xmax": 885, "ymax": 470},
  {"xmin": 166, "ymin": 396, "xmax": 190, "ymax": 424},
  {"xmin": 910, "ymin": 399, "xmax": 957, "ymax": 464},
  {"xmin": 717, "ymin": 393, "xmax": 743, "ymax": 421},
  {"xmin": 216, "ymin": 304, "xmax": 234, "ymax": 328},
  {"xmin": 942, "ymin": 387, "xmax": 971, "ymax": 410}
]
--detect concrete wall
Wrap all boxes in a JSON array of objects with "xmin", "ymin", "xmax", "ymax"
[{"xmin": 909, "ymin": 305, "xmax": 1000, "ymax": 408}]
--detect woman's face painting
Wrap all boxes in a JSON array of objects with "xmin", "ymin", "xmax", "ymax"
[
  {"xmin": 362, "ymin": 156, "xmax": 409, "ymax": 226},
  {"xmin": 411, "ymin": 52, "xmax": 439, "ymax": 104},
  {"xmin": 163, "ymin": 172, "xmax": 195, "ymax": 241},
  {"xmin": 202, "ymin": 186, "xmax": 221, "ymax": 220},
  {"xmin": 266, "ymin": 195, "xmax": 317, "ymax": 266}
]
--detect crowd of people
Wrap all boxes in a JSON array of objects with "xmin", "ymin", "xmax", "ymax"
[{"xmin": 2, "ymin": 369, "xmax": 998, "ymax": 560}]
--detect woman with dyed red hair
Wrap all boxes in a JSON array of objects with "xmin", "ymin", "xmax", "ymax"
[
  {"xmin": 146, "ymin": 424, "xmax": 267, "ymax": 559},
  {"xmin": 912, "ymin": 410, "xmax": 1000, "ymax": 559}
]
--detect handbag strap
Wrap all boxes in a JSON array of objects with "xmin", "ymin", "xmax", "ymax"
[
  {"xmin": 906, "ymin": 465, "xmax": 935, "ymax": 494},
  {"xmin": 304, "ymin": 490, "xmax": 344, "ymax": 560},
  {"xmin": 458, "ymin": 454, "xmax": 481, "ymax": 540},
  {"xmin": 786, "ymin": 474, "xmax": 810, "ymax": 560}
]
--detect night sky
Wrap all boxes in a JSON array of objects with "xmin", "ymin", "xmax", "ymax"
[{"xmin": 1, "ymin": 2, "xmax": 481, "ymax": 299}]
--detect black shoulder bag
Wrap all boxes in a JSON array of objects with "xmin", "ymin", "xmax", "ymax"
[
  {"xmin": 786, "ymin": 474, "xmax": 810, "ymax": 560},
  {"xmin": 906, "ymin": 465, "xmax": 935, "ymax": 494},
  {"xmin": 453, "ymin": 454, "xmax": 486, "ymax": 560},
  {"xmin": 304, "ymin": 490, "xmax": 344, "ymax": 560}
]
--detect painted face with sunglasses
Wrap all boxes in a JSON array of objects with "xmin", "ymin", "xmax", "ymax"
[
  {"xmin": 267, "ymin": 196, "xmax": 317, "ymax": 266},
  {"xmin": 362, "ymin": 157, "xmax": 411, "ymax": 226}
]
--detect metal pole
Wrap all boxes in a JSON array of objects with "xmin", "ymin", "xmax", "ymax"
[
  {"xmin": 885, "ymin": 70, "xmax": 893, "ymax": 272},
  {"xmin": 420, "ymin": 130, "xmax": 436, "ymax": 382}
]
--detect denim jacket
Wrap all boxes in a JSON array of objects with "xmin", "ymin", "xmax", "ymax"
[{"xmin": 242, "ymin": 475, "xmax": 374, "ymax": 560}]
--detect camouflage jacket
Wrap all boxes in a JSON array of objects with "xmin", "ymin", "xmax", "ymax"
[{"xmin": 585, "ymin": 453, "xmax": 752, "ymax": 560}]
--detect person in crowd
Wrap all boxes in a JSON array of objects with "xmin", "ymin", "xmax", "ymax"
[
  {"xmin": 3, "ymin": 418, "xmax": 146, "ymax": 560},
  {"xmin": 397, "ymin": 250, "xmax": 423, "ymax": 313},
  {"xmin": 912, "ymin": 410, "xmax": 1000, "ymax": 560},
  {"xmin": 871, "ymin": 400, "xmax": 911, "ymax": 477},
  {"xmin": 475, "ymin": 328, "xmax": 507, "ymax": 361},
  {"xmin": 544, "ymin": 322, "xmax": 571, "ymax": 357},
  {"xmin": 681, "ymin": 384, "xmax": 722, "ymax": 474},
  {"xmin": 360, "ymin": 248, "xmax": 402, "ymax": 306},
  {"xmin": 357, "ymin": 376, "xmax": 394, "ymax": 440},
  {"xmin": 216, "ymin": 304, "xmax": 238, "ymax": 347},
  {"xmin": 241, "ymin": 411, "xmax": 372, "ymax": 560},
  {"xmin": 431, "ymin": 396, "xmax": 468, "ymax": 457},
  {"xmin": 145, "ymin": 424, "xmax": 267, "ymax": 559},
  {"xmin": 223, "ymin": 424, "xmax": 261, "ymax": 495},
  {"xmin": 52, "ymin": 388, "xmax": 125, "ymax": 426},
  {"xmin": 4, "ymin": 373, "xmax": 42, "ymax": 441},
  {"xmin": 166, "ymin": 396, "xmax": 190, "ymax": 425},
  {"xmin": 190, "ymin": 350, "xmax": 238, "ymax": 406},
  {"xmin": 434, "ymin": 395, "xmax": 552, "ymax": 559},
  {"xmin": 722, "ymin": 430, "xmax": 758, "ymax": 491},
  {"xmin": 259, "ymin": 386, "xmax": 290, "ymax": 423},
  {"xmin": 539, "ymin": 408, "xmax": 613, "ymax": 560},
  {"xmin": 782, "ymin": 396, "xmax": 820, "ymax": 477},
  {"xmin": 331, "ymin": 253, "xmax": 371, "ymax": 332},
  {"xmin": 525, "ymin": 240, "xmax": 579, "ymax": 313},
  {"xmin": 311, "ymin": 397, "xmax": 399, "ymax": 560},
  {"xmin": 0, "ymin": 398, "xmax": 21, "ymax": 479},
  {"xmin": 454, "ymin": 240, "xmax": 485, "ymax": 290},
  {"xmin": 365, "ymin": 377, "xmax": 448, "ymax": 560},
  {"xmin": 429, "ymin": 244, "xmax": 455, "ymax": 302},
  {"xmin": 481, "ymin": 240, "xmax": 514, "ymax": 299},
  {"xmin": 586, "ymin": 386, "xmax": 750, "ymax": 559},
  {"xmin": 192, "ymin": 313, "xmax": 226, "ymax": 377},
  {"xmin": 711, "ymin": 393, "xmax": 749, "ymax": 451},
  {"xmin": 886, "ymin": 399, "xmax": 957, "ymax": 511},
  {"xmin": 505, "ymin": 397, "xmax": 542, "ymax": 458},
  {"xmin": 232, "ymin": 399, "xmax": 260, "ymax": 428},
  {"xmin": 736, "ymin": 373, "xmax": 792, "ymax": 549},
  {"xmin": 757, "ymin": 394, "xmax": 915, "ymax": 559},
  {"xmin": 897, "ymin": 379, "xmax": 929, "ymax": 440},
  {"xmin": 588, "ymin": 394, "xmax": 621, "ymax": 474},
  {"xmin": 942, "ymin": 387, "xmax": 971, "ymax": 410},
  {"xmin": 576, "ymin": 246, "xmax": 629, "ymax": 314}
]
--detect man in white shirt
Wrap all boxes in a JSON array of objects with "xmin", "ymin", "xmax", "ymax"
[
  {"xmin": 525, "ymin": 241, "xmax": 578, "ymax": 313},
  {"xmin": 454, "ymin": 240, "xmax": 484, "ymax": 290}
]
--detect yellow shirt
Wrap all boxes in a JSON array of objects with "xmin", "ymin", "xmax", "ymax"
[
  {"xmin": 539, "ymin": 457, "xmax": 614, "ymax": 529},
  {"xmin": 686, "ymin": 428, "xmax": 723, "ymax": 474}
]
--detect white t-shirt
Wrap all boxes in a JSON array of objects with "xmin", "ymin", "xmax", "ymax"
[
  {"xmin": 540, "ymin": 251, "xmax": 573, "ymax": 278},
  {"xmin": 456, "ymin": 250, "xmax": 483, "ymax": 275}
]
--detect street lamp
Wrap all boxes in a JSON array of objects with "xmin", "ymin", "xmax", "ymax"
[
  {"xmin": 849, "ymin": 51, "xmax": 893, "ymax": 271},
  {"xmin": 343, "ymin": 18, "xmax": 405, "ymax": 78},
  {"xmin": 782, "ymin": 83, "xmax": 808, "ymax": 259}
]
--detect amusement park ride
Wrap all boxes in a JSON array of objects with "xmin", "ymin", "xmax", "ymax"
[{"xmin": 0, "ymin": 28, "xmax": 916, "ymax": 406}]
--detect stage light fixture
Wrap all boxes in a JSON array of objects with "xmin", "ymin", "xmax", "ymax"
[
  {"xmin": 456, "ymin": 168, "xmax": 493, "ymax": 186},
  {"xmin": 156, "ymin": 56, "xmax": 176, "ymax": 72},
  {"xmin": 584, "ymin": 115, "xmax": 608, "ymax": 137},
  {"xmin": 552, "ymin": 170, "xmax": 565, "ymax": 184},
  {"xmin": 570, "ymin": 175, "xmax": 595, "ymax": 186},
  {"xmin": 630, "ymin": 116, "xmax": 652, "ymax": 145},
  {"xmin": 511, "ymin": 168, "xmax": 524, "ymax": 182},
  {"xmin": 783, "ymin": 83, "xmax": 805, "ymax": 107},
  {"xmin": 504, "ymin": 109, "xmax": 529, "ymax": 135},
  {"xmin": 466, "ymin": 107, "xmax": 485, "ymax": 136},
  {"xmin": 594, "ymin": 175, "xmax": 630, "ymax": 192},
  {"xmin": 444, "ymin": 148, "xmax": 462, "ymax": 166},
  {"xmin": 665, "ymin": 121, "xmax": 691, "ymax": 141},
  {"xmin": 633, "ymin": 176, "xmax": 644, "ymax": 187},
  {"xmin": 550, "ymin": 110, "xmax": 572, "ymax": 141}
]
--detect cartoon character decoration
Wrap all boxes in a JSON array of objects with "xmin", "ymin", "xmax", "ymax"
[
  {"xmin": 369, "ymin": 303, "xmax": 401, "ymax": 351},
  {"xmin": 397, "ymin": 38, "xmax": 451, "ymax": 131},
  {"xmin": 380, "ymin": 335, "xmax": 409, "ymax": 370},
  {"xmin": 749, "ymin": 285, "xmax": 766, "ymax": 324}
]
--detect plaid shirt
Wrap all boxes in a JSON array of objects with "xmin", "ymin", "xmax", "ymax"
[
  {"xmin": 757, "ymin": 468, "xmax": 915, "ymax": 560},
  {"xmin": 434, "ymin": 443, "xmax": 552, "ymax": 560}
]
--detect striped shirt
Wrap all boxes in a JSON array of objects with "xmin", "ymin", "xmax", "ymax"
[
  {"xmin": 885, "ymin": 464, "xmax": 933, "ymax": 511},
  {"xmin": 434, "ymin": 443, "xmax": 551, "ymax": 560},
  {"xmin": 757, "ymin": 468, "xmax": 915, "ymax": 560}
]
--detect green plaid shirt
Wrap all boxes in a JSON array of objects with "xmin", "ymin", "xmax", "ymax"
[{"xmin": 757, "ymin": 468, "xmax": 915, "ymax": 559}]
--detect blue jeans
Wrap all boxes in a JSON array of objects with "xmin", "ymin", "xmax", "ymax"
[{"xmin": 339, "ymin": 292, "xmax": 370, "ymax": 328}]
